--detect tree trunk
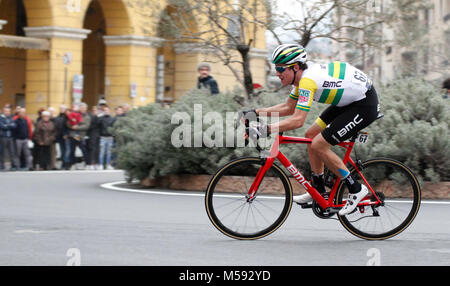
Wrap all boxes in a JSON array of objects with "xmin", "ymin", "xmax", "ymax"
[
  {"xmin": 237, "ymin": 43, "xmax": 254, "ymax": 97},
  {"xmin": 300, "ymin": 30, "xmax": 311, "ymax": 47}
]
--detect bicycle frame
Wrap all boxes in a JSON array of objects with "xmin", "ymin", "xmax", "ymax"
[{"xmin": 247, "ymin": 134, "xmax": 382, "ymax": 211}]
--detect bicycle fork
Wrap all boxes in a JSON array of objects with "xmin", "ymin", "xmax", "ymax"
[{"xmin": 245, "ymin": 158, "xmax": 274, "ymax": 202}]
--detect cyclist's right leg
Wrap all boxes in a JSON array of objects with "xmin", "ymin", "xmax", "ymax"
[
  {"xmin": 305, "ymin": 124, "xmax": 324, "ymax": 175},
  {"xmin": 293, "ymin": 106, "xmax": 341, "ymax": 205}
]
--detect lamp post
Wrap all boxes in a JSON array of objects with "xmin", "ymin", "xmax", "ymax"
[{"xmin": 62, "ymin": 52, "xmax": 72, "ymax": 105}]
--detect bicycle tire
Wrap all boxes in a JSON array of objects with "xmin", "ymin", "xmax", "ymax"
[
  {"xmin": 336, "ymin": 158, "xmax": 421, "ymax": 240},
  {"xmin": 205, "ymin": 157, "xmax": 293, "ymax": 240}
]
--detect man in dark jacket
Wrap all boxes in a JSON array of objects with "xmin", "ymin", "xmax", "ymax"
[
  {"xmin": 53, "ymin": 105, "xmax": 69, "ymax": 169},
  {"xmin": 13, "ymin": 108, "xmax": 32, "ymax": 170},
  {"xmin": 197, "ymin": 62, "xmax": 219, "ymax": 95},
  {"xmin": 34, "ymin": 111, "xmax": 56, "ymax": 170},
  {"xmin": 98, "ymin": 106, "xmax": 116, "ymax": 170},
  {"xmin": 87, "ymin": 105, "xmax": 101, "ymax": 170},
  {"xmin": 0, "ymin": 105, "xmax": 19, "ymax": 170}
]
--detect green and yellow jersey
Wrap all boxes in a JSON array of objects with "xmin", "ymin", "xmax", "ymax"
[{"xmin": 289, "ymin": 61, "xmax": 373, "ymax": 112}]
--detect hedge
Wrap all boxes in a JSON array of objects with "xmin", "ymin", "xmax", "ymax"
[{"xmin": 111, "ymin": 77, "xmax": 449, "ymax": 183}]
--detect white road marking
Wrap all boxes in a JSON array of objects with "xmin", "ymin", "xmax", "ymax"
[
  {"xmin": 1, "ymin": 170, "xmax": 123, "ymax": 175},
  {"xmin": 14, "ymin": 229, "xmax": 47, "ymax": 234},
  {"xmin": 424, "ymin": 249, "xmax": 450, "ymax": 254},
  {"xmin": 101, "ymin": 181, "xmax": 205, "ymax": 198},
  {"xmin": 101, "ymin": 181, "xmax": 450, "ymax": 204}
]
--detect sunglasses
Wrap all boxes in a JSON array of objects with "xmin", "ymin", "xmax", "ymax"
[{"xmin": 275, "ymin": 63, "xmax": 296, "ymax": 73}]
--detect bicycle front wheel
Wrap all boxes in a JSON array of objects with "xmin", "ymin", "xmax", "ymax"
[
  {"xmin": 205, "ymin": 157, "xmax": 293, "ymax": 240},
  {"xmin": 336, "ymin": 158, "xmax": 421, "ymax": 240}
]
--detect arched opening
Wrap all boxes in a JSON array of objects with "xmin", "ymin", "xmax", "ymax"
[
  {"xmin": 82, "ymin": 0, "xmax": 134, "ymax": 108},
  {"xmin": 0, "ymin": 0, "xmax": 27, "ymax": 108},
  {"xmin": 157, "ymin": 5, "xmax": 199, "ymax": 103},
  {"xmin": 82, "ymin": 0, "xmax": 106, "ymax": 108}
]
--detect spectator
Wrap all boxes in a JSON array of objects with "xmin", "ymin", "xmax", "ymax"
[
  {"xmin": 65, "ymin": 103, "xmax": 90, "ymax": 169},
  {"xmin": 66, "ymin": 104, "xmax": 82, "ymax": 139},
  {"xmin": 14, "ymin": 105, "xmax": 21, "ymax": 116},
  {"xmin": 62, "ymin": 108, "xmax": 73, "ymax": 169},
  {"xmin": 115, "ymin": 106, "xmax": 126, "ymax": 118},
  {"xmin": 53, "ymin": 105, "xmax": 69, "ymax": 169},
  {"xmin": 98, "ymin": 99, "xmax": 108, "ymax": 115},
  {"xmin": 48, "ymin": 107, "xmax": 58, "ymax": 170},
  {"xmin": 0, "ymin": 105, "xmax": 19, "ymax": 171},
  {"xmin": 197, "ymin": 62, "xmax": 219, "ymax": 95},
  {"xmin": 34, "ymin": 111, "xmax": 56, "ymax": 170},
  {"xmin": 122, "ymin": 103, "xmax": 131, "ymax": 115},
  {"xmin": 87, "ymin": 105, "xmax": 101, "ymax": 170},
  {"xmin": 32, "ymin": 108, "xmax": 45, "ymax": 170},
  {"xmin": 13, "ymin": 108, "xmax": 32, "ymax": 171},
  {"xmin": 98, "ymin": 106, "xmax": 116, "ymax": 170}
]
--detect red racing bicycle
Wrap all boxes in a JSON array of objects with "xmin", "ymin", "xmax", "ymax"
[{"xmin": 205, "ymin": 115, "xmax": 421, "ymax": 240}]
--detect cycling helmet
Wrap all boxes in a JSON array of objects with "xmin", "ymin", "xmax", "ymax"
[{"xmin": 271, "ymin": 44, "xmax": 307, "ymax": 65}]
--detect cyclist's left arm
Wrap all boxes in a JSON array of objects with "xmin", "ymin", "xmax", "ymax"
[
  {"xmin": 268, "ymin": 77, "xmax": 316, "ymax": 134},
  {"xmin": 269, "ymin": 109, "xmax": 308, "ymax": 133}
]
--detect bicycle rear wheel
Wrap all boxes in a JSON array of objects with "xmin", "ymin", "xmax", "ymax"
[
  {"xmin": 336, "ymin": 158, "xmax": 421, "ymax": 240},
  {"xmin": 205, "ymin": 157, "xmax": 293, "ymax": 240}
]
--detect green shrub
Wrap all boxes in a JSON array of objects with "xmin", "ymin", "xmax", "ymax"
[
  {"xmin": 112, "ymin": 77, "xmax": 449, "ymax": 183},
  {"xmin": 112, "ymin": 89, "xmax": 243, "ymax": 180},
  {"xmin": 355, "ymin": 77, "xmax": 449, "ymax": 182}
]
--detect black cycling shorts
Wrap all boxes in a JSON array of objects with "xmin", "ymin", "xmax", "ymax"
[{"xmin": 316, "ymin": 86, "xmax": 379, "ymax": 145}]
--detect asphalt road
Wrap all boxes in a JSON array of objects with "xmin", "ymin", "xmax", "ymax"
[{"xmin": 1, "ymin": 170, "xmax": 449, "ymax": 266}]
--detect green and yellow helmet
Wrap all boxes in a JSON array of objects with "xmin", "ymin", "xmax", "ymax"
[{"xmin": 271, "ymin": 44, "xmax": 307, "ymax": 65}]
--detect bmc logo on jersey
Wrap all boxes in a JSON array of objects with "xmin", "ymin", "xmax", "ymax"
[
  {"xmin": 298, "ymin": 89, "xmax": 310, "ymax": 102},
  {"xmin": 323, "ymin": 81, "xmax": 342, "ymax": 88}
]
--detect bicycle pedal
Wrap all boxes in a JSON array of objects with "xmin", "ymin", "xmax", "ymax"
[{"xmin": 298, "ymin": 203, "xmax": 313, "ymax": 209}]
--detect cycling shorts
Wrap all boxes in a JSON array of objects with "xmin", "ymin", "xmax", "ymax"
[{"xmin": 315, "ymin": 86, "xmax": 379, "ymax": 145}]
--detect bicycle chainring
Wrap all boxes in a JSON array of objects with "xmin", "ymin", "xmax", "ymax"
[{"xmin": 312, "ymin": 192, "xmax": 336, "ymax": 219}]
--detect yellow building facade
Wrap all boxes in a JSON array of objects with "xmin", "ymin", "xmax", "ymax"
[{"xmin": 0, "ymin": 0, "xmax": 267, "ymax": 118}]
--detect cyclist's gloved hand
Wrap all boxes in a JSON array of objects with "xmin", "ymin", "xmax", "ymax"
[
  {"xmin": 247, "ymin": 122, "xmax": 270, "ymax": 140},
  {"xmin": 238, "ymin": 109, "xmax": 257, "ymax": 125}
]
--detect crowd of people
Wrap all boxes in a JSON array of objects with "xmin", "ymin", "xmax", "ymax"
[
  {"xmin": 0, "ymin": 100, "xmax": 128, "ymax": 171},
  {"xmin": 0, "ymin": 62, "xmax": 222, "ymax": 172}
]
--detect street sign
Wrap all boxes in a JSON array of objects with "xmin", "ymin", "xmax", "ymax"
[
  {"xmin": 72, "ymin": 74, "xmax": 84, "ymax": 103},
  {"xmin": 130, "ymin": 82, "xmax": 137, "ymax": 99},
  {"xmin": 63, "ymin": 52, "xmax": 72, "ymax": 65}
]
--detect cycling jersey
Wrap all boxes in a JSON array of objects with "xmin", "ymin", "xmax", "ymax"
[{"xmin": 289, "ymin": 61, "xmax": 373, "ymax": 111}]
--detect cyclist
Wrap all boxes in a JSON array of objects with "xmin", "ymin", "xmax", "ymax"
[{"xmin": 244, "ymin": 44, "xmax": 380, "ymax": 216}]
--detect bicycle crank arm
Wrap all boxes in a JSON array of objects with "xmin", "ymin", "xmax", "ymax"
[
  {"xmin": 324, "ymin": 207, "xmax": 342, "ymax": 214},
  {"xmin": 298, "ymin": 203, "xmax": 313, "ymax": 209}
]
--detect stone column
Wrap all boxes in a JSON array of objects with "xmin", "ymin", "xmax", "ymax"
[
  {"xmin": 103, "ymin": 35, "xmax": 164, "ymax": 108},
  {"xmin": 24, "ymin": 26, "xmax": 91, "ymax": 115}
]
